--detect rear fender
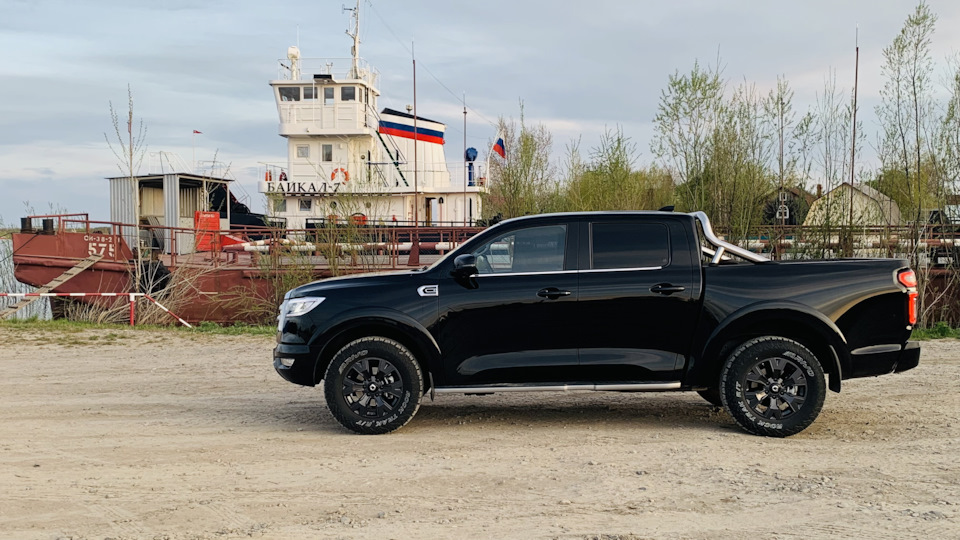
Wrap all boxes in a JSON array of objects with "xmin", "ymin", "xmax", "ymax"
[{"xmin": 692, "ymin": 301, "xmax": 848, "ymax": 393}]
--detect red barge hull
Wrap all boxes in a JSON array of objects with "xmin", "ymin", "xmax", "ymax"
[{"xmin": 12, "ymin": 214, "xmax": 482, "ymax": 323}]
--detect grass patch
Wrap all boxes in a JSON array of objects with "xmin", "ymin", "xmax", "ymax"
[
  {"xmin": 0, "ymin": 319, "xmax": 275, "ymax": 336},
  {"xmin": 192, "ymin": 321, "xmax": 276, "ymax": 336},
  {"xmin": 0, "ymin": 318, "xmax": 114, "ymax": 333},
  {"xmin": 912, "ymin": 322, "xmax": 960, "ymax": 340},
  {"xmin": 4, "ymin": 317, "xmax": 953, "ymax": 341}
]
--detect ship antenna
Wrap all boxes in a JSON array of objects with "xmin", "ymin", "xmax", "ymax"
[{"xmin": 344, "ymin": 0, "xmax": 361, "ymax": 79}]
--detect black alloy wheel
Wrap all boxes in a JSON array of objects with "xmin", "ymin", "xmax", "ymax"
[
  {"xmin": 720, "ymin": 336, "xmax": 826, "ymax": 437},
  {"xmin": 341, "ymin": 357, "xmax": 404, "ymax": 418},
  {"xmin": 741, "ymin": 357, "xmax": 808, "ymax": 420}
]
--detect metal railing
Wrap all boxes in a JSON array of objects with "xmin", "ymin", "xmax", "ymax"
[{"xmin": 20, "ymin": 213, "xmax": 484, "ymax": 272}]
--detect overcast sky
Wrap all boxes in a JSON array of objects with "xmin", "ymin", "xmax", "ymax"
[{"xmin": 2, "ymin": 0, "xmax": 960, "ymax": 223}]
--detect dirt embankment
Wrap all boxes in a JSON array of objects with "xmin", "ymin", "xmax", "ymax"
[{"xmin": 0, "ymin": 327, "xmax": 957, "ymax": 539}]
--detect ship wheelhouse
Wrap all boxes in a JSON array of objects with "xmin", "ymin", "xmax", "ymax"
[{"xmin": 260, "ymin": 4, "xmax": 484, "ymax": 231}]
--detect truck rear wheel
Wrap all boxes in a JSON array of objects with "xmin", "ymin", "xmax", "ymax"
[
  {"xmin": 323, "ymin": 337, "xmax": 423, "ymax": 435},
  {"xmin": 719, "ymin": 336, "xmax": 826, "ymax": 437}
]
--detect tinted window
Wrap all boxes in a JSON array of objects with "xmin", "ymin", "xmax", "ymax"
[
  {"xmin": 473, "ymin": 225, "xmax": 566, "ymax": 274},
  {"xmin": 341, "ymin": 86, "xmax": 356, "ymax": 101},
  {"xmin": 591, "ymin": 222, "xmax": 669, "ymax": 269},
  {"xmin": 279, "ymin": 87, "xmax": 300, "ymax": 101}
]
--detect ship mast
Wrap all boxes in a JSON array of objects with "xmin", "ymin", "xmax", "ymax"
[{"xmin": 345, "ymin": 0, "xmax": 361, "ymax": 79}]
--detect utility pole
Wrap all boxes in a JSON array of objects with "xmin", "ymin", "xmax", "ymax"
[
  {"xmin": 463, "ymin": 93, "xmax": 467, "ymax": 226},
  {"xmin": 848, "ymin": 26, "xmax": 860, "ymax": 257},
  {"xmin": 408, "ymin": 43, "xmax": 420, "ymax": 266}
]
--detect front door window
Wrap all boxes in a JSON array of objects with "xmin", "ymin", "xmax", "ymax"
[{"xmin": 474, "ymin": 225, "xmax": 566, "ymax": 274}]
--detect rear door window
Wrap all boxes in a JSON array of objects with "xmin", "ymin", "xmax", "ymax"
[{"xmin": 590, "ymin": 222, "xmax": 669, "ymax": 269}]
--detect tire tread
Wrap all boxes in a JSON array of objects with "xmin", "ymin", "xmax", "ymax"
[
  {"xmin": 323, "ymin": 336, "xmax": 423, "ymax": 435},
  {"xmin": 719, "ymin": 336, "xmax": 826, "ymax": 437}
]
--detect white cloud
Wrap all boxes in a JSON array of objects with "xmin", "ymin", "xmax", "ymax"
[{"xmin": 4, "ymin": 0, "xmax": 960, "ymax": 221}]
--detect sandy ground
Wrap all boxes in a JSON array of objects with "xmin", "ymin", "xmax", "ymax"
[{"xmin": 0, "ymin": 327, "xmax": 957, "ymax": 540}]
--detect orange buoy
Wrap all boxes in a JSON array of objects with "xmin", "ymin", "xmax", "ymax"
[{"xmin": 331, "ymin": 168, "xmax": 349, "ymax": 183}]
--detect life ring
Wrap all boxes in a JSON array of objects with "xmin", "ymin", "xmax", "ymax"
[
  {"xmin": 331, "ymin": 168, "xmax": 349, "ymax": 183},
  {"xmin": 278, "ymin": 171, "xmax": 287, "ymax": 182},
  {"xmin": 350, "ymin": 213, "xmax": 367, "ymax": 226},
  {"xmin": 265, "ymin": 170, "xmax": 273, "ymax": 182}
]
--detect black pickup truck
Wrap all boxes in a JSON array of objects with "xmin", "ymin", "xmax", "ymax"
[{"xmin": 274, "ymin": 211, "xmax": 920, "ymax": 437}]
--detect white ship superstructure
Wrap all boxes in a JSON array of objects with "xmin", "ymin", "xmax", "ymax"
[{"xmin": 260, "ymin": 2, "xmax": 483, "ymax": 229}]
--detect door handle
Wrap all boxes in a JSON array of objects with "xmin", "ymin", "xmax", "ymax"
[
  {"xmin": 650, "ymin": 283, "xmax": 685, "ymax": 295},
  {"xmin": 537, "ymin": 287, "xmax": 572, "ymax": 299}
]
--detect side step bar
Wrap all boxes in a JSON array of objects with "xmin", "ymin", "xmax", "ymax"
[{"xmin": 433, "ymin": 382, "xmax": 681, "ymax": 394}]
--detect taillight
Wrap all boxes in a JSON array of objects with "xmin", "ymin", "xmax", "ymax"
[
  {"xmin": 898, "ymin": 269, "xmax": 918, "ymax": 326},
  {"xmin": 898, "ymin": 269, "xmax": 917, "ymax": 288}
]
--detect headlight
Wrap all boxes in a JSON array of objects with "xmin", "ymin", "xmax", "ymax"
[{"xmin": 285, "ymin": 297, "xmax": 325, "ymax": 316}]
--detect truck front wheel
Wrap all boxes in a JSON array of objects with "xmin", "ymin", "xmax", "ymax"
[
  {"xmin": 719, "ymin": 336, "xmax": 826, "ymax": 437},
  {"xmin": 323, "ymin": 337, "xmax": 423, "ymax": 435}
]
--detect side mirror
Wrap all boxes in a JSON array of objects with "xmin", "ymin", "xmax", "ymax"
[
  {"xmin": 452, "ymin": 253, "xmax": 479, "ymax": 288},
  {"xmin": 452, "ymin": 253, "xmax": 478, "ymax": 277}
]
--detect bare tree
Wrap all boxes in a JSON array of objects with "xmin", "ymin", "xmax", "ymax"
[
  {"xmin": 875, "ymin": 2, "xmax": 937, "ymax": 232},
  {"xmin": 652, "ymin": 60, "xmax": 725, "ymax": 215},
  {"xmin": 105, "ymin": 85, "xmax": 148, "ymax": 295},
  {"xmin": 564, "ymin": 128, "xmax": 674, "ymax": 212},
  {"xmin": 483, "ymin": 103, "xmax": 556, "ymax": 220}
]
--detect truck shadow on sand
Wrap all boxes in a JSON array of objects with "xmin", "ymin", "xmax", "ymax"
[
  {"xmin": 410, "ymin": 394, "xmax": 735, "ymax": 433},
  {"xmin": 267, "ymin": 392, "xmax": 748, "ymax": 435}
]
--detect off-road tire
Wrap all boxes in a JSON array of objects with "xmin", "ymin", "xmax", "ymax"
[
  {"xmin": 324, "ymin": 337, "xmax": 423, "ymax": 435},
  {"xmin": 719, "ymin": 336, "xmax": 826, "ymax": 437}
]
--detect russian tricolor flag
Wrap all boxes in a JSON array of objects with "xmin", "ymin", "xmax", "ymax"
[
  {"xmin": 493, "ymin": 137, "xmax": 506, "ymax": 158},
  {"xmin": 378, "ymin": 108, "xmax": 446, "ymax": 145}
]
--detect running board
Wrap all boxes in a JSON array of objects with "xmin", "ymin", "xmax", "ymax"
[{"xmin": 433, "ymin": 382, "xmax": 681, "ymax": 394}]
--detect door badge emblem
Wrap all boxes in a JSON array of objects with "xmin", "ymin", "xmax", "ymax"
[{"xmin": 417, "ymin": 285, "xmax": 439, "ymax": 297}]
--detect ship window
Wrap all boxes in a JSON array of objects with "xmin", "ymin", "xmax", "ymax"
[
  {"xmin": 296, "ymin": 145, "xmax": 310, "ymax": 158},
  {"xmin": 273, "ymin": 198, "xmax": 287, "ymax": 213},
  {"xmin": 341, "ymin": 86, "xmax": 356, "ymax": 101},
  {"xmin": 591, "ymin": 222, "xmax": 670, "ymax": 269},
  {"xmin": 322, "ymin": 144, "xmax": 333, "ymax": 162},
  {"xmin": 303, "ymin": 86, "xmax": 317, "ymax": 100},
  {"xmin": 299, "ymin": 199, "xmax": 312, "ymax": 212},
  {"xmin": 324, "ymin": 87, "xmax": 334, "ymax": 104},
  {"xmin": 279, "ymin": 87, "xmax": 300, "ymax": 102}
]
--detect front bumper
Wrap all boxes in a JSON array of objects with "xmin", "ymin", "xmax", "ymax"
[
  {"xmin": 273, "ymin": 343, "xmax": 317, "ymax": 386},
  {"xmin": 848, "ymin": 341, "xmax": 920, "ymax": 379}
]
